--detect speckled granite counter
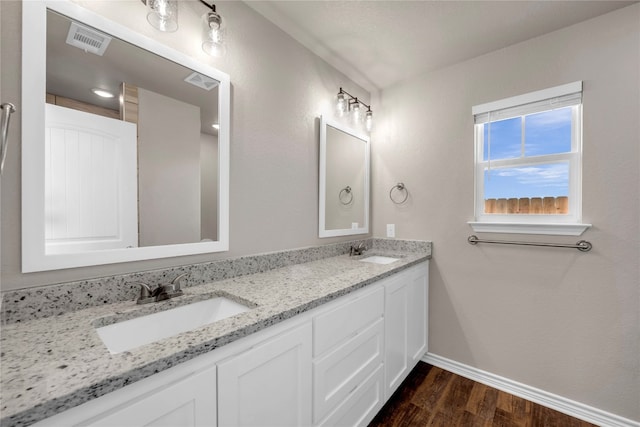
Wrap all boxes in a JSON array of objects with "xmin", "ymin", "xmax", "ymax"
[{"xmin": 0, "ymin": 242, "xmax": 430, "ymax": 427}]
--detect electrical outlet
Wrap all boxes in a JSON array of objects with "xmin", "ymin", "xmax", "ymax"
[{"xmin": 386, "ymin": 224, "xmax": 395, "ymax": 238}]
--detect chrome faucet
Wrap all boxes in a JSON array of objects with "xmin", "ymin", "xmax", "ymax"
[
  {"xmin": 133, "ymin": 273, "xmax": 187, "ymax": 304},
  {"xmin": 349, "ymin": 242, "xmax": 366, "ymax": 256}
]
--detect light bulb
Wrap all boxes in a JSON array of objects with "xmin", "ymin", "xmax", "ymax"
[{"xmin": 147, "ymin": 0, "xmax": 178, "ymax": 32}]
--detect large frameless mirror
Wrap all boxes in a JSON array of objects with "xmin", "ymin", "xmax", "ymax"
[
  {"xmin": 319, "ymin": 116, "xmax": 370, "ymax": 238},
  {"xmin": 21, "ymin": 0, "xmax": 230, "ymax": 272}
]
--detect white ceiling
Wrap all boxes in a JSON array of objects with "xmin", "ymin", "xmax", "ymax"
[
  {"xmin": 47, "ymin": 9, "xmax": 219, "ymax": 135},
  {"xmin": 245, "ymin": 0, "xmax": 637, "ymax": 93}
]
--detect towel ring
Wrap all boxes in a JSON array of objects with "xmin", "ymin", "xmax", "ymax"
[
  {"xmin": 389, "ymin": 182, "xmax": 408, "ymax": 204},
  {"xmin": 1, "ymin": 102, "xmax": 16, "ymax": 176},
  {"xmin": 339, "ymin": 186, "xmax": 353, "ymax": 205}
]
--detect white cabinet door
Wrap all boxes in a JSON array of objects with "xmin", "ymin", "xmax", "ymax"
[
  {"xmin": 384, "ymin": 262, "xmax": 429, "ymax": 400},
  {"xmin": 407, "ymin": 263, "xmax": 429, "ymax": 366},
  {"xmin": 217, "ymin": 322, "xmax": 313, "ymax": 427},
  {"xmin": 83, "ymin": 365, "xmax": 217, "ymax": 427},
  {"xmin": 384, "ymin": 272, "xmax": 410, "ymax": 398}
]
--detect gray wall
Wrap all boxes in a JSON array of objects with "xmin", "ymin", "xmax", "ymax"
[
  {"xmin": 371, "ymin": 4, "xmax": 639, "ymax": 421},
  {"xmin": 0, "ymin": 0, "xmax": 370, "ymax": 290},
  {"xmin": 138, "ymin": 88, "xmax": 201, "ymax": 246},
  {"xmin": 200, "ymin": 132, "xmax": 218, "ymax": 241}
]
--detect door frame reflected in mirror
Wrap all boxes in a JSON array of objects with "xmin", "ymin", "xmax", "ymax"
[
  {"xmin": 21, "ymin": 0, "xmax": 230, "ymax": 272},
  {"xmin": 318, "ymin": 115, "xmax": 370, "ymax": 238}
]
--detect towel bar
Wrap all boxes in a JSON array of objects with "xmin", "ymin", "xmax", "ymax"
[{"xmin": 467, "ymin": 235, "xmax": 592, "ymax": 252}]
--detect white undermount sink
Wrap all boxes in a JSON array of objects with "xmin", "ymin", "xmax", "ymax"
[
  {"xmin": 359, "ymin": 255, "xmax": 400, "ymax": 265},
  {"xmin": 96, "ymin": 297, "xmax": 250, "ymax": 354}
]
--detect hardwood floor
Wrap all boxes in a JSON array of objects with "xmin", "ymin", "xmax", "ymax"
[{"xmin": 369, "ymin": 362, "xmax": 596, "ymax": 427}]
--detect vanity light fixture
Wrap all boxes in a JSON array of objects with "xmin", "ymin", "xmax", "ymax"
[
  {"xmin": 200, "ymin": 1, "xmax": 227, "ymax": 57},
  {"xmin": 145, "ymin": 0, "xmax": 178, "ymax": 33},
  {"xmin": 336, "ymin": 87, "xmax": 373, "ymax": 132}
]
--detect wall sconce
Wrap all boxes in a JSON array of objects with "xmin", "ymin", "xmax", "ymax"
[
  {"xmin": 145, "ymin": 0, "xmax": 178, "ymax": 32},
  {"xmin": 200, "ymin": 0, "xmax": 227, "ymax": 57},
  {"xmin": 336, "ymin": 87, "xmax": 373, "ymax": 132}
]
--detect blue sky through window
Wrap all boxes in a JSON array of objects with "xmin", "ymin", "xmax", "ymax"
[
  {"xmin": 483, "ymin": 117, "xmax": 521, "ymax": 160},
  {"xmin": 525, "ymin": 108, "xmax": 572, "ymax": 156},
  {"xmin": 483, "ymin": 107, "xmax": 572, "ymax": 200},
  {"xmin": 484, "ymin": 164, "xmax": 569, "ymax": 199}
]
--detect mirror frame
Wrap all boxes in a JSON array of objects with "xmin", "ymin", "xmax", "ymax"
[
  {"xmin": 22, "ymin": 0, "xmax": 230, "ymax": 272},
  {"xmin": 318, "ymin": 116, "xmax": 370, "ymax": 238}
]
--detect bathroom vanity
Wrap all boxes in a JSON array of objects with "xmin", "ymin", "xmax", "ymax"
[{"xmin": 0, "ymin": 244, "xmax": 430, "ymax": 427}]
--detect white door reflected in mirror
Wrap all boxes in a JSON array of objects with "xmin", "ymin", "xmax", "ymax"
[{"xmin": 45, "ymin": 104, "xmax": 138, "ymax": 254}]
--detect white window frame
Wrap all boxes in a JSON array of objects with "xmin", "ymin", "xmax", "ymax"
[{"xmin": 468, "ymin": 82, "xmax": 591, "ymax": 236}]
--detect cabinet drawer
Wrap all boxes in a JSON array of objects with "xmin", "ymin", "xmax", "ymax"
[
  {"xmin": 313, "ymin": 286, "xmax": 383, "ymax": 357},
  {"xmin": 316, "ymin": 364, "xmax": 384, "ymax": 427},
  {"xmin": 313, "ymin": 318, "xmax": 384, "ymax": 423}
]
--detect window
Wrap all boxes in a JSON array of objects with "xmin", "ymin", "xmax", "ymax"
[{"xmin": 469, "ymin": 82, "xmax": 591, "ymax": 235}]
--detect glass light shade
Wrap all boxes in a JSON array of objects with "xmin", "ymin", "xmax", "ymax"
[
  {"xmin": 351, "ymin": 101, "xmax": 361, "ymax": 124},
  {"xmin": 147, "ymin": 0, "xmax": 178, "ymax": 32},
  {"xmin": 202, "ymin": 11, "xmax": 226, "ymax": 57},
  {"xmin": 365, "ymin": 110, "xmax": 373, "ymax": 132},
  {"xmin": 336, "ymin": 92, "xmax": 347, "ymax": 116}
]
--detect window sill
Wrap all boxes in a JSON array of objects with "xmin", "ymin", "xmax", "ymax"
[{"xmin": 467, "ymin": 222, "xmax": 591, "ymax": 236}]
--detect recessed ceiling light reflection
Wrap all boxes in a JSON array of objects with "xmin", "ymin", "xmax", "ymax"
[{"xmin": 91, "ymin": 88, "xmax": 115, "ymax": 98}]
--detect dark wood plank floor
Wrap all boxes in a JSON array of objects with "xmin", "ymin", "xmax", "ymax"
[{"xmin": 369, "ymin": 362, "xmax": 596, "ymax": 427}]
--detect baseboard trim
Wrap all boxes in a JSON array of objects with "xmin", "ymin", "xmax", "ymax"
[{"xmin": 422, "ymin": 352, "xmax": 639, "ymax": 427}]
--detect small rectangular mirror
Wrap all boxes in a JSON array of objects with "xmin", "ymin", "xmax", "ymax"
[{"xmin": 319, "ymin": 116, "xmax": 370, "ymax": 238}]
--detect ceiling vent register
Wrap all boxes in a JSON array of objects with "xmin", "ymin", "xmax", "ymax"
[
  {"xmin": 184, "ymin": 72, "xmax": 219, "ymax": 91},
  {"xmin": 65, "ymin": 21, "xmax": 112, "ymax": 56}
]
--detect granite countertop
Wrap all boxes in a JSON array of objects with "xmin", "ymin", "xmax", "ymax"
[{"xmin": 0, "ymin": 249, "xmax": 430, "ymax": 427}]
